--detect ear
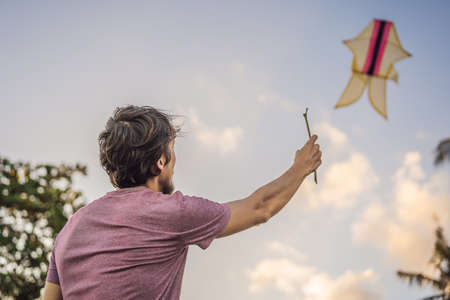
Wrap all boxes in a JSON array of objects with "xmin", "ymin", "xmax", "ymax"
[{"xmin": 156, "ymin": 155, "xmax": 166, "ymax": 171}]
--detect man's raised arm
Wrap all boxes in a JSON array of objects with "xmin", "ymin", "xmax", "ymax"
[{"xmin": 217, "ymin": 135, "xmax": 321, "ymax": 238}]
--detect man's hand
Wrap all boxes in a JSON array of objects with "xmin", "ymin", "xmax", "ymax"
[{"xmin": 294, "ymin": 134, "xmax": 322, "ymax": 178}]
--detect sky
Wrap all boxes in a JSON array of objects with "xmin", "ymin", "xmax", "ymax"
[{"xmin": 1, "ymin": 1, "xmax": 450, "ymax": 299}]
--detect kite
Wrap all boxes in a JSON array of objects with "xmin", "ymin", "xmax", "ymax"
[{"xmin": 335, "ymin": 19, "xmax": 411, "ymax": 119}]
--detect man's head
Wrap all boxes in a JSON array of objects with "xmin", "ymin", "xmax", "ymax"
[{"xmin": 98, "ymin": 105, "xmax": 181, "ymax": 194}]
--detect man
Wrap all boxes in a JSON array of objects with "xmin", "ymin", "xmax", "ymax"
[{"xmin": 43, "ymin": 105, "xmax": 321, "ymax": 299}]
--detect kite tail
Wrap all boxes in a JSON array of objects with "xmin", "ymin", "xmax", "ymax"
[
  {"xmin": 335, "ymin": 73, "xmax": 368, "ymax": 109},
  {"xmin": 368, "ymin": 76, "xmax": 388, "ymax": 119}
]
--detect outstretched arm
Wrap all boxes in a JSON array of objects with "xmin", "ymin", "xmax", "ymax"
[{"xmin": 217, "ymin": 135, "xmax": 321, "ymax": 238}]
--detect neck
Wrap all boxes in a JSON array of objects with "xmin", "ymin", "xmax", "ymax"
[{"xmin": 145, "ymin": 177, "xmax": 162, "ymax": 193}]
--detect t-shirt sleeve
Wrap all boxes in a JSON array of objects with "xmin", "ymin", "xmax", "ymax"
[
  {"xmin": 46, "ymin": 242, "xmax": 60, "ymax": 284},
  {"xmin": 175, "ymin": 191, "xmax": 231, "ymax": 249}
]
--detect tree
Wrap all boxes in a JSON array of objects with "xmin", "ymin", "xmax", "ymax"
[
  {"xmin": 435, "ymin": 138, "xmax": 450, "ymax": 166},
  {"xmin": 0, "ymin": 156, "xmax": 87, "ymax": 300},
  {"xmin": 397, "ymin": 226, "xmax": 450, "ymax": 300},
  {"xmin": 397, "ymin": 137, "xmax": 450, "ymax": 299}
]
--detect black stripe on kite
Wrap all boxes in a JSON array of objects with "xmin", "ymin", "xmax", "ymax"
[{"xmin": 367, "ymin": 20, "xmax": 386, "ymax": 75}]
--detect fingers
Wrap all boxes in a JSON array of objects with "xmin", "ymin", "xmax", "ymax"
[
  {"xmin": 308, "ymin": 134, "xmax": 318, "ymax": 145},
  {"xmin": 313, "ymin": 158, "xmax": 322, "ymax": 170},
  {"xmin": 313, "ymin": 149, "xmax": 322, "ymax": 160},
  {"xmin": 312, "ymin": 142, "xmax": 322, "ymax": 167}
]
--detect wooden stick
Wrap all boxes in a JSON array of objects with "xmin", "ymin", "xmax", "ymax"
[{"xmin": 302, "ymin": 108, "xmax": 318, "ymax": 184}]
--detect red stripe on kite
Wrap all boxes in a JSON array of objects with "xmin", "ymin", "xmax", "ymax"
[{"xmin": 363, "ymin": 20, "xmax": 380, "ymax": 74}]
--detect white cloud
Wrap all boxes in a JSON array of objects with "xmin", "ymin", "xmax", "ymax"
[
  {"xmin": 303, "ymin": 269, "xmax": 380, "ymax": 300},
  {"xmin": 395, "ymin": 152, "xmax": 425, "ymax": 181},
  {"xmin": 291, "ymin": 122, "xmax": 378, "ymax": 210},
  {"xmin": 248, "ymin": 260, "xmax": 379, "ymax": 300},
  {"xmin": 186, "ymin": 108, "xmax": 244, "ymax": 155},
  {"xmin": 352, "ymin": 152, "xmax": 450, "ymax": 273},
  {"xmin": 296, "ymin": 153, "xmax": 379, "ymax": 210},
  {"xmin": 316, "ymin": 122, "xmax": 349, "ymax": 152},
  {"xmin": 248, "ymin": 258, "xmax": 315, "ymax": 296},
  {"xmin": 197, "ymin": 126, "xmax": 244, "ymax": 154},
  {"xmin": 247, "ymin": 243, "xmax": 380, "ymax": 300},
  {"xmin": 320, "ymin": 152, "xmax": 378, "ymax": 207}
]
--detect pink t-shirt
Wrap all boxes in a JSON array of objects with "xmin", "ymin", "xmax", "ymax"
[{"xmin": 46, "ymin": 185, "xmax": 231, "ymax": 299}]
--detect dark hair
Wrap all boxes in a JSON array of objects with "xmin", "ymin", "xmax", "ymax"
[{"xmin": 98, "ymin": 105, "xmax": 182, "ymax": 189}]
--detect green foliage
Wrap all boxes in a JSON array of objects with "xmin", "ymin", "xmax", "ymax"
[
  {"xmin": 397, "ymin": 226, "xmax": 450, "ymax": 300},
  {"xmin": 435, "ymin": 138, "xmax": 450, "ymax": 166},
  {"xmin": 0, "ymin": 156, "xmax": 87, "ymax": 300}
]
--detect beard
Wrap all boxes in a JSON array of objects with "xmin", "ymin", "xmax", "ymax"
[{"xmin": 161, "ymin": 176, "xmax": 174, "ymax": 195}]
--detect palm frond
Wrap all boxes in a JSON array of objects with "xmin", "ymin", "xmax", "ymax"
[
  {"xmin": 435, "ymin": 138, "xmax": 450, "ymax": 165},
  {"xmin": 397, "ymin": 271, "xmax": 444, "ymax": 290},
  {"xmin": 429, "ymin": 227, "xmax": 450, "ymax": 276},
  {"xmin": 421, "ymin": 293, "xmax": 446, "ymax": 300}
]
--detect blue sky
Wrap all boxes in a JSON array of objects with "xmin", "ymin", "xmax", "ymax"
[{"xmin": 1, "ymin": 1, "xmax": 449, "ymax": 299}]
